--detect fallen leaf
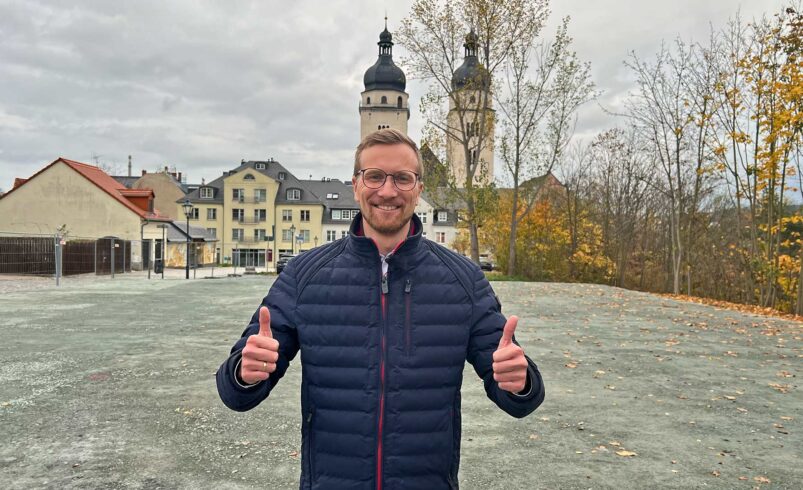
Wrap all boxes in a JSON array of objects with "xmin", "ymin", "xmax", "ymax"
[
  {"xmin": 736, "ymin": 407, "xmax": 748, "ymax": 413},
  {"xmin": 289, "ymin": 450, "xmax": 299, "ymax": 458},
  {"xmin": 609, "ymin": 441, "xmax": 621, "ymax": 447},
  {"xmin": 780, "ymin": 416, "xmax": 793, "ymax": 420},
  {"xmin": 768, "ymin": 383, "xmax": 791, "ymax": 393},
  {"xmin": 754, "ymin": 476, "xmax": 771, "ymax": 483},
  {"xmin": 738, "ymin": 476, "xmax": 747, "ymax": 480},
  {"xmin": 724, "ymin": 395, "xmax": 736, "ymax": 400},
  {"xmin": 711, "ymin": 470, "xmax": 720, "ymax": 477},
  {"xmin": 593, "ymin": 370, "xmax": 606, "ymax": 378},
  {"xmin": 616, "ymin": 450, "xmax": 637, "ymax": 457},
  {"xmin": 565, "ymin": 362, "xmax": 578, "ymax": 369},
  {"xmin": 529, "ymin": 434, "xmax": 539, "ymax": 440},
  {"xmin": 776, "ymin": 370, "xmax": 793, "ymax": 378}
]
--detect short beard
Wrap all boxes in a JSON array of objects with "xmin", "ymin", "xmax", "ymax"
[{"xmin": 363, "ymin": 208, "xmax": 413, "ymax": 235}]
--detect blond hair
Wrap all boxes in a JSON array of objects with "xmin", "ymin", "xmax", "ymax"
[{"xmin": 353, "ymin": 128, "xmax": 424, "ymax": 179}]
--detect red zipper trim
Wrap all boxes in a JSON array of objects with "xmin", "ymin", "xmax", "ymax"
[
  {"xmin": 377, "ymin": 290, "xmax": 386, "ymax": 490},
  {"xmin": 373, "ymin": 237, "xmax": 405, "ymax": 490}
]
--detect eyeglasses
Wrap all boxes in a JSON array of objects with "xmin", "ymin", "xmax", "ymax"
[{"xmin": 358, "ymin": 168, "xmax": 420, "ymax": 191}]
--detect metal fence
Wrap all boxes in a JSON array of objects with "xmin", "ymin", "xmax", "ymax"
[{"xmin": 0, "ymin": 232, "xmax": 132, "ymax": 282}]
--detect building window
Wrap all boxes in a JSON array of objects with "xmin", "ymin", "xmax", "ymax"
[
  {"xmin": 232, "ymin": 208, "xmax": 244, "ymax": 222},
  {"xmin": 287, "ymin": 189, "xmax": 301, "ymax": 200},
  {"xmin": 255, "ymin": 188, "xmax": 267, "ymax": 202},
  {"xmin": 207, "ymin": 208, "xmax": 217, "ymax": 220},
  {"xmin": 282, "ymin": 229, "xmax": 293, "ymax": 242},
  {"xmin": 232, "ymin": 228, "xmax": 244, "ymax": 241},
  {"xmin": 200, "ymin": 187, "xmax": 213, "ymax": 199},
  {"xmin": 254, "ymin": 209, "xmax": 267, "ymax": 222},
  {"xmin": 255, "ymin": 162, "xmax": 266, "ymax": 170},
  {"xmin": 436, "ymin": 232, "xmax": 446, "ymax": 243},
  {"xmin": 381, "ymin": 96, "xmax": 387, "ymax": 104},
  {"xmin": 326, "ymin": 230, "xmax": 337, "ymax": 242},
  {"xmin": 367, "ymin": 97, "xmax": 371, "ymax": 104},
  {"xmin": 206, "ymin": 227, "xmax": 217, "ymax": 238},
  {"xmin": 326, "ymin": 193, "xmax": 339, "ymax": 199},
  {"xmin": 233, "ymin": 188, "xmax": 244, "ymax": 202},
  {"xmin": 397, "ymin": 96, "xmax": 402, "ymax": 108},
  {"xmin": 341, "ymin": 230, "xmax": 348, "ymax": 238},
  {"xmin": 282, "ymin": 209, "xmax": 292, "ymax": 222},
  {"xmin": 254, "ymin": 229, "xmax": 267, "ymax": 242},
  {"xmin": 244, "ymin": 173, "xmax": 255, "ymax": 180},
  {"xmin": 422, "ymin": 232, "xmax": 427, "ymax": 239},
  {"xmin": 437, "ymin": 211, "xmax": 447, "ymax": 222},
  {"xmin": 300, "ymin": 210, "xmax": 310, "ymax": 222},
  {"xmin": 189, "ymin": 208, "xmax": 199, "ymax": 220},
  {"xmin": 300, "ymin": 230, "xmax": 311, "ymax": 243},
  {"xmin": 278, "ymin": 172, "xmax": 286, "ymax": 180},
  {"xmin": 417, "ymin": 212, "xmax": 427, "ymax": 224}
]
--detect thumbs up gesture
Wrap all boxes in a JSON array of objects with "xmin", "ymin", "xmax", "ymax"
[
  {"xmin": 492, "ymin": 316, "xmax": 528, "ymax": 393},
  {"xmin": 240, "ymin": 306, "xmax": 280, "ymax": 384}
]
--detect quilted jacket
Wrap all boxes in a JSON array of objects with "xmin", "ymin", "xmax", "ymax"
[{"xmin": 216, "ymin": 213, "xmax": 545, "ymax": 489}]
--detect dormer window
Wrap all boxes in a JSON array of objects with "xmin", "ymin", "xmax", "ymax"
[
  {"xmin": 286, "ymin": 188, "xmax": 301, "ymax": 201},
  {"xmin": 326, "ymin": 193, "xmax": 339, "ymax": 199},
  {"xmin": 278, "ymin": 172, "xmax": 286, "ymax": 180},
  {"xmin": 255, "ymin": 163, "xmax": 266, "ymax": 170},
  {"xmin": 381, "ymin": 96, "xmax": 387, "ymax": 104},
  {"xmin": 200, "ymin": 187, "xmax": 213, "ymax": 199},
  {"xmin": 244, "ymin": 173, "xmax": 255, "ymax": 180}
]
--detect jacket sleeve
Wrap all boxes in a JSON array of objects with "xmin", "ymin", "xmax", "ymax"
[
  {"xmin": 216, "ymin": 262, "xmax": 301, "ymax": 412},
  {"xmin": 466, "ymin": 267, "xmax": 545, "ymax": 418}
]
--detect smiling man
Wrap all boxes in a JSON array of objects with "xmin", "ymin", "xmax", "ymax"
[{"xmin": 217, "ymin": 128, "xmax": 545, "ymax": 490}]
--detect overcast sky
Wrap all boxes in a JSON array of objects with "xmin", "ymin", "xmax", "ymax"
[{"xmin": 0, "ymin": 0, "xmax": 787, "ymax": 192}]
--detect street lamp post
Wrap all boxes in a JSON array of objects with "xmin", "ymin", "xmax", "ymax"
[
  {"xmin": 289, "ymin": 224, "xmax": 296, "ymax": 255},
  {"xmin": 182, "ymin": 198, "xmax": 193, "ymax": 280}
]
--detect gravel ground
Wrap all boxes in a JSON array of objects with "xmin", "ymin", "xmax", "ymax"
[{"xmin": 0, "ymin": 276, "xmax": 800, "ymax": 489}]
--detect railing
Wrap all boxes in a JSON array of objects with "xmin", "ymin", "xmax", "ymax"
[
  {"xmin": 231, "ymin": 197, "xmax": 268, "ymax": 204},
  {"xmin": 236, "ymin": 217, "xmax": 267, "ymax": 225}
]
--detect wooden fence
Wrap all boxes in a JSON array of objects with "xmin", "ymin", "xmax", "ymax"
[{"xmin": 0, "ymin": 236, "xmax": 131, "ymax": 276}]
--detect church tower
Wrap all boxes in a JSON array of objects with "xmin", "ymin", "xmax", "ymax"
[
  {"xmin": 447, "ymin": 29, "xmax": 494, "ymax": 187},
  {"xmin": 360, "ymin": 20, "xmax": 410, "ymax": 138}
]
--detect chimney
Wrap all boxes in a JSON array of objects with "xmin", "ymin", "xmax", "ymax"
[
  {"xmin": 177, "ymin": 172, "xmax": 182, "ymax": 182},
  {"xmin": 128, "ymin": 155, "xmax": 132, "ymax": 177},
  {"xmin": 141, "ymin": 169, "xmax": 147, "ymax": 176},
  {"xmin": 201, "ymin": 178, "xmax": 205, "ymax": 185},
  {"xmin": 164, "ymin": 166, "xmax": 169, "ymax": 173}
]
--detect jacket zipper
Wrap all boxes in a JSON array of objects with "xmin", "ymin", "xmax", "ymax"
[
  {"xmin": 377, "ymin": 267, "xmax": 388, "ymax": 490},
  {"xmin": 306, "ymin": 409, "xmax": 315, "ymax": 483},
  {"xmin": 404, "ymin": 279, "xmax": 412, "ymax": 356}
]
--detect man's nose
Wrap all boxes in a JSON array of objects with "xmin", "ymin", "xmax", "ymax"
[{"xmin": 376, "ymin": 176, "xmax": 398, "ymax": 196}]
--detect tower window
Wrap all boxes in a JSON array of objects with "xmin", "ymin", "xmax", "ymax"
[
  {"xmin": 367, "ymin": 97, "xmax": 371, "ymax": 104},
  {"xmin": 397, "ymin": 96, "xmax": 402, "ymax": 108},
  {"xmin": 381, "ymin": 96, "xmax": 387, "ymax": 104}
]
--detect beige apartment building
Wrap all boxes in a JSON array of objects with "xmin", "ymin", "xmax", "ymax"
[{"xmin": 181, "ymin": 159, "xmax": 323, "ymax": 271}]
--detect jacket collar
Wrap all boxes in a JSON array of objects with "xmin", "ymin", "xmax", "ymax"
[{"xmin": 347, "ymin": 212, "xmax": 424, "ymax": 263}]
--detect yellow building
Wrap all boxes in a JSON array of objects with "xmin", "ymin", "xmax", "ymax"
[
  {"xmin": 0, "ymin": 158, "xmax": 172, "ymax": 270},
  {"xmin": 180, "ymin": 159, "xmax": 323, "ymax": 271}
]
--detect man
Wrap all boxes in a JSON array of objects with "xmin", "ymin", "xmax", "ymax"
[{"xmin": 217, "ymin": 129, "xmax": 545, "ymax": 489}]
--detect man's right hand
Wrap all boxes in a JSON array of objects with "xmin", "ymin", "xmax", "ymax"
[{"xmin": 240, "ymin": 306, "xmax": 279, "ymax": 384}]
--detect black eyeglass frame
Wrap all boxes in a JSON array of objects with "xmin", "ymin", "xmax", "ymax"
[{"xmin": 357, "ymin": 168, "xmax": 421, "ymax": 191}]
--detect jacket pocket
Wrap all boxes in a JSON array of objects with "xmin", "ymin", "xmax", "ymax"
[
  {"xmin": 306, "ymin": 408, "xmax": 316, "ymax": 484},
  {"xmin": 404, "ymin": 279, "xmax": 412, "ymax": 356}
]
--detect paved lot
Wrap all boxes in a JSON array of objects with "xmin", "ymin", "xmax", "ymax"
[{"xmin": 0, "ymin": 275, "xmax": 800, "ymax": 489}]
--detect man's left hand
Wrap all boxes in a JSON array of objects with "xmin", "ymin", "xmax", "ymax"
[{"xmin": 492, "ymin": 315, "xmax": 528, "ymax": 393}]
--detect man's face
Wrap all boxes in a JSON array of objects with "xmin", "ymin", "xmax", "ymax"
[{"xmin": 352, "ymin": 143, "xmax": 423, "ymax": 237}]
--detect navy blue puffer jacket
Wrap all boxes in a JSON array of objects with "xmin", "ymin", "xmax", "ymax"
[{"xmin": 217, "ymin": 214, "xmax": 544, "ymax": 489}]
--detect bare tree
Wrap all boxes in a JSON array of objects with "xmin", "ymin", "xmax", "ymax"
[{"xmin": 397, "ymin": 0, "xmax": 549, "ymax": 262}]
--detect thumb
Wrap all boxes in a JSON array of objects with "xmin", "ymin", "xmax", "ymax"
[
  {"xmin": 259, "ymin": 306, "xmax": 273, "ymax": 338},
  {"xmin": 498, "ymin": 315, "xmax": 518, "ymax": 348}
]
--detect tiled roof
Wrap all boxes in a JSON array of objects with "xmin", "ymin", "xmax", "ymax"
[{"xmin": 1, "ymin": 157, "xmax": 171, "ymax": 221}]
